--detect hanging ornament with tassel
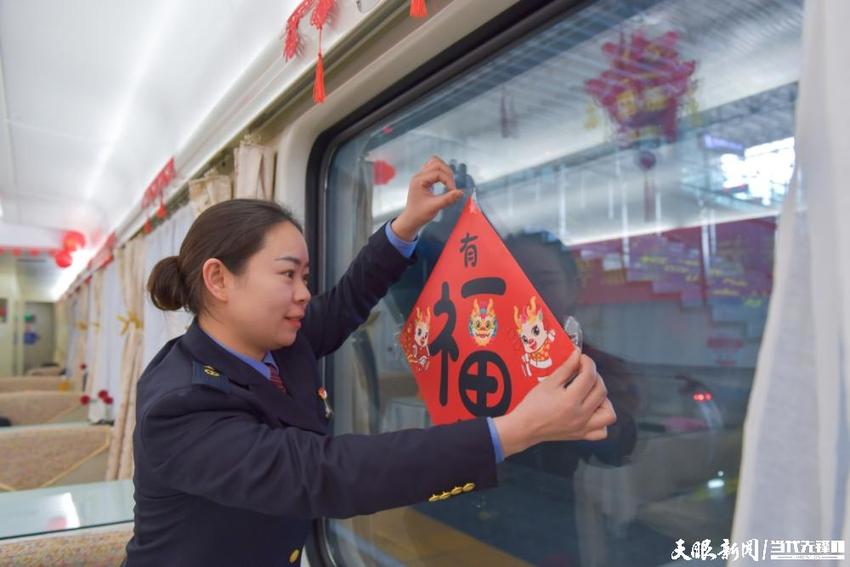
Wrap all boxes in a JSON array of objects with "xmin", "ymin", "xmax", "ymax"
[{"xmin": 310, "ymin": 0, "xmax": 334, "ymax": 104}]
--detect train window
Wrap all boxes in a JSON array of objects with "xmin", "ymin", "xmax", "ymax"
[{"xmin": 319, "ymin": 0, "xmax": 802, "ymax": 564}]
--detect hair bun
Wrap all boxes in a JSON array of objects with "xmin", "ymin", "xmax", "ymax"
[{"xmin": 147, "ymin": 256, "xmax": 188, "ymax": 311}]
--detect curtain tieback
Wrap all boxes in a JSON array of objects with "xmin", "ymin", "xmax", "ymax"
[{"xmin": 117, "ymin": 311, "xmax": 143, "ymax": 335}]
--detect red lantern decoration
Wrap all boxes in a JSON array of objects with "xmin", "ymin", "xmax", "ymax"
[
  {"xmin": 98, "ymin": 389, "xmax": 109, "ymax": 400},
  {"xmin": 11, "ymin": 248, "xmax": 21, "ymax": 257},
  {"xmin": 55, "ymin": 250, "xmax": 72, "ymax": 268},
  {"xmin": 104, "ymin": 396, "xmax": 114, "ymax": 405},
  {"xmin": 80, "ymin": 395, "xmax": 91, "ymax": 406},
  {"xmin": 373, "ymin": 160, "xmax": 396, "ymax": 185},
  {"xmin": 30, "ymin": 249, "xmax": 40, "ymax": 257},
  {"xmin": 143, "ymin": 217, "xmax": 153, "ymax": 234},
  {"xmin": 63, "ymin": 231, "xmax": 86, "ymax": 252},
  {"xmin": 80, "ymin": 363, "xmax": 87, "ymax": 370}
]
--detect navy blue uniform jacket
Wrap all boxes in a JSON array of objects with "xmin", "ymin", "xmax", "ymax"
[{"xmin": 124, "ymin": 221, "xmax": 499, "ymax": 566}]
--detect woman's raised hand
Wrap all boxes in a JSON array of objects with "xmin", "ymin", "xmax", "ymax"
[
  {"xmin": 390, "ymin": 156, "xmax": 465, "ymax": 241},
  {"xmin": 493, "ymin": 351, "xmax": 618, "ymax": 459}
]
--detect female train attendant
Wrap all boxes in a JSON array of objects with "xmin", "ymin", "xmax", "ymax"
[{"xmin": 123, "ymin": 157, "xmax": 617, "ymax": 566}]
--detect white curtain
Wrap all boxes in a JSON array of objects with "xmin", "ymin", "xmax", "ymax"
[
  {"xmin": 68, "ymin": 281, "xmax": 90, "ymax": 390},
  {"xmin": 142, "ymin": 205, "xmax": 195, "ymax": 369},
  {"xmin": 233, "ymin": 143, "xmax": 275, "ymax": 200},
  {"xmin": 89, "ymin": 261, "xmax": 125, "ymax": 422},
  {"xmin": 53, "ymin": 298, "xmax": 68, "ymax": 371},
  {"xmin": 63, "ymin": 291, "xmax": 81, "ymax": 378},
  {"xmin": 733, "ymin": 0, "xmax": 850, "ymax": 554}
]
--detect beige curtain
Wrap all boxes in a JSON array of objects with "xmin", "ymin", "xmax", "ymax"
[
  {"xmin": 106, "ymin": 237, "xmax": 146, "ymax": 480},
  {"xmin": 52, "ymin": 298, "xmax": 68, "ymax": 373},
  {"xmin": 233, "ymin": 143, "xmax": 275, "ymax": 200},
  {"xmin": 189, "ymin": 171, "xmax": 232, "ymax": 216}
]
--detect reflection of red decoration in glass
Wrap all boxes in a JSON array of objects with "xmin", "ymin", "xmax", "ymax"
[
  {"xmin": 373, "ymin": 160, "xmax": 396, "ymax": 185},
  {"xmin": 104, "ymin": 396, "xmax": 114, "ymax": 405},
  {"xmin": 98, "ymin": 389, "xmax": 109, "ymax": 400},
  {"xmin": 63, "ymin": 231, "xmax": 86, "ymax": 252},
  {"xmin": 12, "ymin": 248, "xmax": 21, "ymax": 257},
  {"xmin": 156, "ymin": 198, "xmax": 167, "ymax": 219},
  {"xmin": 80, "ymin": 363, "xmax": 87, "ymax": 370},
  {"xmin": 143, "ymin": 218, "xmax": 153, "ymax": 234},
  {"xmin": 585, "ymin": 30, "xmax": 696, "ymax": 145},
  {"xmin": 46, "ymin": 516, "xmax": 68, "ymax": 530},
  {"xmin": 55, "ymin": 250, "xmax": 73, "ymax": 268},
  {"xmin": 80, "ymin": 395, "xmax": 91, "ymax": 405}
]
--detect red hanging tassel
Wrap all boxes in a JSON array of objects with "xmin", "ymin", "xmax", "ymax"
[
  {"xmin": 284, "ymin": 0, "xmax": 315, "ymax": 60},
  {"xmin": 143, "ymin": 216, "xmax": 152, "ymax": 234},
  {"xmin": 156, "ymin": 196, "xmax": 167, "ymax": 219},
  {"xmin": 310, "ymin": 1, "xmax": 333, "ymax": 104},
  {"xmin": 410, "ymin": 0, "xmax": 427, "ymax": 18},
  {"xmin": 314, "ymin": 45, "xmax": 326, "ymax": 103}
]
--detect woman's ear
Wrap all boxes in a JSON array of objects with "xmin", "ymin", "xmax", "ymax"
[{"xmin": 202, "ymin": 258, "xmax": 230, "ymax": 303}]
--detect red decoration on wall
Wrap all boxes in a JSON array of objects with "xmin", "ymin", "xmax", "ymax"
[
  {"xmin": 373, "ymin": 160, "xmax": 396, "ymax": 185},
  {"xmin": 141, "ymin": 157, "xmax": 176, "ymax": 223},
  {"xmin": 55, "ymin": 250, "xmax": 73, "ymax": 269},
  {"xmin": 283, "ymin": 0, "xmax": 314, "ymax": 60},
  {"xmin": 410, "ymin": 0, "xmax": 428, "ymax": 18},
  {"xmin": 156, "ymin": 196, "xmax": 167, "ymax": 219},
  {"xmin": 80, "ymin": 395, "xmax": 91, "ymax": 406},
  {"xmin": 283, "ymin": 0, "xmax": 335, "ymax": 103},
  {"xmin": 11, "ymin": 248, "xmax": 21, "ymax": 257},
  {"xmin": 401, "ymin": 198, "xmax": 576, "ymax": 425},
  {"xmin": 29, "ymin": 249, "xmax": 40, "ymax": 257}
]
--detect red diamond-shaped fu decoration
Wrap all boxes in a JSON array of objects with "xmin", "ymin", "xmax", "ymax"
[{"xmin": 401, "ymin": 197, "xmax": 576, "ymax": 425}]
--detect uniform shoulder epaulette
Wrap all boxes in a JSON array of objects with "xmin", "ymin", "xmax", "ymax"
[{"xmin": 191, "ymin": 361, "xmax": 230, "ymax": 393}]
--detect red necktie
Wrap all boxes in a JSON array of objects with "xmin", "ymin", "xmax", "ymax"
[{"xmin": 265, "ymin": 362, "xmax": 286, "ymax": 393}]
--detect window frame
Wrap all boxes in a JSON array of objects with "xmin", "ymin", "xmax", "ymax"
[{"xmin": 300, "ymin": 0, "xmax": 681, "ymax": 564}]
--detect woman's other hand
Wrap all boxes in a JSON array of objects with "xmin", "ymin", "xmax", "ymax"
[
  {"xmin": 493, "ymin": 351, "xmax": 617, "ymax": 459},
  {"xmin": 390, "ymin": 155, "xmax": 465, "ymax": 241}
]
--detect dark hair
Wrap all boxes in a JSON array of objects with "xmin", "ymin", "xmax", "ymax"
[{"xmin": 147, "ymin": 198, "xmax": 303, "ymax": 314}]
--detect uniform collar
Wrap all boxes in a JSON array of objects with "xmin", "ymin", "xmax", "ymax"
[
  {"xmin": 200, "ymin": 327, "xmax": 278, "ymax": 381},
  {"xmin": 180, "ymin": 318, "xmax": 326, "ymax": 434}
]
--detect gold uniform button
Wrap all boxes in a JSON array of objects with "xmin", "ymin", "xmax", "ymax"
[
  {"xmin": 451, "ymin": 486, "xmax": 463, "ymax": 496},
  {"xmin": 439, "ymin": 491, "xmax": 451, "ymax": 500},
  {"xmin": 463, "ymin": 482, "xmax": 476, "ymax": 493},
  {"xmin": 289, "ymin": 549, "xmax": 300, "ymax": 563}
]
